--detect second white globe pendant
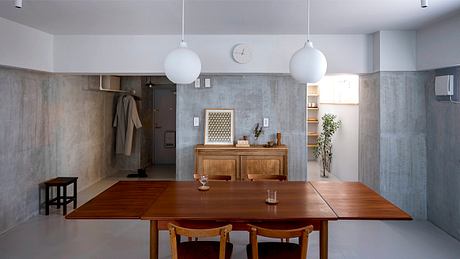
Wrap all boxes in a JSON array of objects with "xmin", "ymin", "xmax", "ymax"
[
  {"xmin": 164, "ymin": 0, "xmax": 201, "ymax": 84},
  {"xmin": 290, "ymin": 0, "xmax": 327, "ymax": 84}
]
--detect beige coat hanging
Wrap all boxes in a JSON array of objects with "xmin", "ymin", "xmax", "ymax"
[{"xmin": 113, "ymin": 95, "xmax": 142, "ymax": 156}]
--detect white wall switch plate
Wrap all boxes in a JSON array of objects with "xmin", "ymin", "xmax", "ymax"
[
  {"xmin": 194, "ymin": 79, "xmax": 200, "ymax": 88},
  {"xmin": 193, "ymin": 117, "xmax": 200, "ymax": 127},
  {"xmin": 263, "ymin": 118, "xmax": 269, "ymax": 127},
  {"xmin": 204, "ymin": 78, "xmax": 211, "ymax": 88}
]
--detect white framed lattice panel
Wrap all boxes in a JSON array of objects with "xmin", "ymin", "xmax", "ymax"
[{"xmin": 204, "ymin": 109, "xmax": 234, "ymax": 145}]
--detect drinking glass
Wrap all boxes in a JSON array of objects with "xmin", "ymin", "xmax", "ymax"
[
  {"xmin": 199, "ymin": 175, "xmax": 208, "ymax": 187},
  {"xmin": 267, "ymin": 189, "xmax": 277, "ymax": 203}
]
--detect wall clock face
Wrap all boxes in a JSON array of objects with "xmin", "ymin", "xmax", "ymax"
[{"xmin": 232, "ymin": 44, "xmax": 252, "ymax": 64}]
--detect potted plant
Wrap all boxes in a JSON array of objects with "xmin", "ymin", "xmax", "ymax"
[{"xmin": 314, "ymin": 114, "xmax": 341, "ymax": 177}]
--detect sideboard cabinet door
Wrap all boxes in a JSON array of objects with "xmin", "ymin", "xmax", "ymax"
[
  {"xmin": 240, "ymin": 155, "xmax": 285, "ymax": 180},
  {"xmin": 197, "ymin": 155, "xmax": 239, "ymax": 180}
]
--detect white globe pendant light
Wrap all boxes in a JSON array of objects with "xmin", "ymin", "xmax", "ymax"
[
  {"xmin": 164, "ymin": 0, "xmax": 201, "ymax": 84},
  {"xmin": 290, "ymin": 0, "xmax": 327, "ymax": 84}
]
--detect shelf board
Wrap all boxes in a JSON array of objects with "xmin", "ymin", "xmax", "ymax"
[
  {"xmin": 307, "ymin": 120, "xmax": 319, "ymax": 124},
  {"xmin": 307, "ymin": 144, "xmax": 318, "ymax": 148},
  {"xmin": 307, "ymin": 94, "xmax": 319, "ymax": 97},
  {"xmin": 308, "ymin": 133, "xmax": 319, "ymax": 137},
  {"xmin": 307, "ymin": 107, "xmax": 319, "ymax": 110}
]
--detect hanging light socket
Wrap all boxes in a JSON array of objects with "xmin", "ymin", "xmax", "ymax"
[
  {"xmin": 421, "ymin": 0, "xmax": 428, "ymax": 8},
  {"xmin": 15, "ymin": 0, "xmax": 22, "ymax": 8}
]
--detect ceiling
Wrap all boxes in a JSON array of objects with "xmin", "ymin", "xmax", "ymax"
[{"xmin": 0, "ymin": 0, "xmax": 460, "ymax": 35}]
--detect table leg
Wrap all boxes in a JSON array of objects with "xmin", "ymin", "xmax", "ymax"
[
  {"xmin": 320, "ymin": 221, "xmax": 328, "ymax": 259},
  {"xmin": 150, "ymin": 220, "xmax": 158, "ymax": 259}
]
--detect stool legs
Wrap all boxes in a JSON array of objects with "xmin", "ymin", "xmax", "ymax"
[
  {"xmin": 45, "ymin": 185, "xmax": 50, "ymax": 215},
  {"xmin": 44, "ymin": 178, "xmax": 78, "ymax": 216},
  {"xmin": 63, "ymin": 186, "xmax": 67, "ymax": 216},
  {"xmin": 73, "ymin": 180, "xmax": 77, "ymax": 209},
  {"xmin": 57, "ymin": 186, "xmax": 61, "ymax": 209}
]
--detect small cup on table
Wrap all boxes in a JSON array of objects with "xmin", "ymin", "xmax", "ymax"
[{"xmin": 266, "ymin": 189, "xmax": 278, "ymax": 204}]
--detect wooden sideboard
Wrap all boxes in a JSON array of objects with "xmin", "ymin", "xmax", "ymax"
[{"xmin": 194, "ymin": 144, "xmax": 288, "ymax": 180}]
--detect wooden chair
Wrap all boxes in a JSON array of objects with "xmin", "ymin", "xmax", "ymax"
[
  {"xmin": 193, "ymin": 174, "xmax": 232, "ymax": 181},
  {"xmin": 247, "ymin": 174, "xmax": 287, "ymax": 181},
  {"xmin": 246, "ymin": 224, "xmax": 313, "ymax": 259},
  {"xmin": 168, "ymin": 223, "xmax": 233, "ymax": 259}
]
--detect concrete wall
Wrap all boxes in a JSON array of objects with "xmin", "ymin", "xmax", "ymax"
[
  {"xmin": 417, "ymin": 12, "xmax": 460, "ymax": 71},
  {"xmin": 319, "ymin": 104, "xmax": 359, "ymax": 181},
  {"xmin": 379, "ymin": 71, "xmax": 428, "ymax": 219},
  {"xmin": 0, "ymin": 17, "xmax": 53, "ymax": 72},
  {"xmin": 176, "ymin": 75, "xmax": 307, "ymax": 180},
  {"xmin": 359, "ymin": 72, "xmax": 428, "ymax": 219},
  {"xmin": 0, "ymin": 66, "xmax": 116, "ymax": 234},
  {"xmin": 359, "ymin": 73, "xmax": 380, "ymax": 191},
  {"xmin": 53, "ymin": 34, "xmax": 372, "ymax": 74},
  {"xmin": 426, "ymin": 66, "xmax": 460, "ymax": 240}
]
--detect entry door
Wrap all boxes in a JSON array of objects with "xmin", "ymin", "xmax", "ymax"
[{"xmin": 154, "ymin": 87, "xmax": 176, "ymax": 165}]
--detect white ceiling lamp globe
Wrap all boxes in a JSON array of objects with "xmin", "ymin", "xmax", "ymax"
[
  {"xmin": 290, "ymin": 0, "xmax": 327, "ymax": 84},
  {"xmin": 163, "ymin": 0, "xmax": 201, "ymax": 84},
  {"xmin": 289, "ymin": 41, "xmax": 327, "ymax": 84},
  {"xmin": 164, "ymin": 41, "xmax": 201, "ymax": 84}
]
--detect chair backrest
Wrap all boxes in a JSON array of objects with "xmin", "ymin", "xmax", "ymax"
[
  {"xmin": 247, "ymin": 174, "xmax": 287, "ymax": 181},
  {"xmin": 168, "ymin": 223, "xmax": 232, "ymax": 259},
  {"xmin": 193, "ymin": 173, "xmax": 232, "ymax": 181},
  {"xmin": 247, "ymin": 224, "xmax": 313, "ymax": 259}
]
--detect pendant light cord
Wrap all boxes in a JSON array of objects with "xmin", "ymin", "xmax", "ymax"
[
  {"xmin": 307, "ymin": 0, "xmax": 310, "ymax": 42},
  {"xmin": 181, "ymin": 0, "xmax": 185, "ymax": 42}
]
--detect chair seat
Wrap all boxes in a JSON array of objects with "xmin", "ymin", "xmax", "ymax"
[
  {"xmin": 246, "ymin": 242, "xmax": 301, "ymax": 259},
  {"xmin": 178, "ymin": 241, "xmax": 233, "ymax": 259}
]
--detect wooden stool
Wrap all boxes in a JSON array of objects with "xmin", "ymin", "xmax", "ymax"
[{"xmin": 44, "ymin": 177, "xmax": 78, "ymax": 216}]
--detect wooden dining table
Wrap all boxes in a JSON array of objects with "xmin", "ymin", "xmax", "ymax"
[{"xmin": 66, "ymin": 180, "xmax": 411, "ymax": 259}]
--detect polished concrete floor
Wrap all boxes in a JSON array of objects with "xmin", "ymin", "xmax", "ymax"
[{"xmin": 1, "ymin": 166, "xmax": 460, "ymax": 259}]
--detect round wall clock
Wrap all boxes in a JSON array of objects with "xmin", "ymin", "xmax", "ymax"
[{"xmin": 232, "ymin": 44, "xmax": 252, "ymax": 64}]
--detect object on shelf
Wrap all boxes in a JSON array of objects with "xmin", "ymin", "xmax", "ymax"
[
  {"xmin": 276, "ymin": 132, "xmax": 282, "ymax": 146},
  {"xmin": 264, "ymin": 141, "xmax": 275, "ymax": 148},
  {"xmin": 236, "ymin": 139, "xmax": 250, "ymax": 148}
]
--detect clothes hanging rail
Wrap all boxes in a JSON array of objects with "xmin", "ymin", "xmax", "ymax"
[{"xmin": 98, "ymin": 75, "xmax": 142, "ymax": 100}]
